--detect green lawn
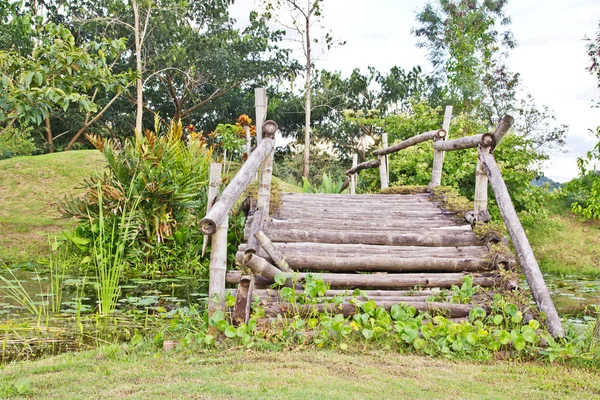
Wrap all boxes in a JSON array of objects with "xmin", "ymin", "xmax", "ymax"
[
  {"xmin": 0, "ymin": 151, "xmax": 106, "ymax": 264},
  {"xmin": 1, "ymin": 348, "xmax": 599, "ymax": 399}
]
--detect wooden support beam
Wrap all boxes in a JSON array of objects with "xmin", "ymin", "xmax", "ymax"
[
  {"xmin": 430, "ymin": 105, "xmax": 453, "ymax": 187},
  {"xmin": 254, "ymin": 88, "xmax": 267, "ymax": 144},
  {"xmin": 208, "ymin": 214, "xmax": 228, "ymax": 315},
  {"xmin": 255, "ymin": 230, "xmax": 292, "ymax": 272},
  {"xmin": 244, "ymin": 125, "xmax": 251, "ymax": 156},
  {"xmin": 232, "ymin": 275, "xmax": 254, "ymax": 326},
  {"xmin": 492, "ymin": 115, "xmax": 515, "ymax": 146},
  {"xmin": 245, "ymin": 209, "xmax": 263, "ymax": 254},
  {"xmin": 200, "ymin": 122, "xmax": 277, "ymax": 235},
  {"xmin": 373, "ymin": 129, "xmax": 446, "ymax": 156},
  {"xmin": 379, "ymin": 155, "xmax": 388, "ymax": 189},
  {"xmin": 478, "ymin": 147, "xmax": 564, "ymax": 338},
  {"xmin": 345, "ymin": 159, "xmax": 380, "ymax": 176},
  {"xmin": 382, "ymin": 132, "xmax": 389, "ymax": 183},
  {"xmin": 350, "ymin": 154, "xmax": 358, "ymax": 194},
  {"xmin": 202, "ymin": 163, "xmax": 222, "ymax": 257}
]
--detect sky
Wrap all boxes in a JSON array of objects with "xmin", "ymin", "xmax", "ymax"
[{"xmin": 232, "ymin": 0, "xmax": 600, "ymax": 182}]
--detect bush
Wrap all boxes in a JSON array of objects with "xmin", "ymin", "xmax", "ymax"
[
  {"xmin": 60, "ymin": 121, "xmax": 212, "ymax": 273},
  {"xmin": 0, "ymin": 126, "xmax": 37, "ymax": 159}
]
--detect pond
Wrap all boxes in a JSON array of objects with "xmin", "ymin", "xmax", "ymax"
[{"xmin": 0, "ymin": 266, "xmax": 209, "ymax": 317}]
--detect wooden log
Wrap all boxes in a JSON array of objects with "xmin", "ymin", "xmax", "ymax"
[
  {"xmin": 280, "ymin": 193, "xmax": 431, "ymax": 200},
  {"xmin": 340, "ymin": 178, "xmax": 350, "ymax": 194},
  {"xmin": 350, "ymin": 154, "xmax": 358, "ymax": 194},
  {"xmin": 256, "ymin": 224, "xmax": 472, "ymax": 235},
  {"xmin": 255, "ymin": 230, "xmax": 292, "ymax": 272},
  {"xmin": 256, "ymin": 121, "xmax": 277, "ymax": 221},
  {"xmin": 242, "ymin": 253, "xmax": 300, "ymax": 289},
  {"xmin": 254, "ymin": 87, "xmax": 267, "ymax": 144},
  {"xmin": 251, "ymin": 228, "xmax": 479, "ymax": 247},
  {"xmin": 202, "ymin": 163, "xmax": 222, "ymax": 257},
  {"xmin": 238, "ymin": 242, "xmax": 488, "ymax": 256},
  {"xmin": 244, "ymin": 125, "xmax": 251, "ymax": 156},
  {"xmin": 492, "ymin": 115, "xmax": 514, "ymax": 145},
  {"xmin": 208, "ymin": 214, "xmax": 228, "ymax": 315},
  {"xmin": 227, "ymin": 271, "xmax": 271, "ymax": 287},
  {"xmin": 345, "ymin": 159, "xmax": 380, "ymax": 176},
  {"xmin": 474, "ymin": 159, "xmax": 489, "ymax": 222},
  {"xmin": 433, "ymin": 133, "xmax": 493, "ymax": 152},
  {"xmin": 232, "ymin": 275, "xmax": 254, "ymax": 326},
  {"xmin": 378, "ymin": 155, "xmax": 389, "ymax": 189},
  {"xmin": 262, "ymin": 301, "xmax": 474, "ymax": 318},
  {"xmin": 373, "ymin": 129, "xmax": 446, "ymax": 156},
  {"xmin": 225, "ymin": 271, "xmax": 496, "ymax": 289},
  {"xmin": 430, "ymin": 105, "xmax": 453, "ymax": 187},
  {"xmin": 478, "ymin": 148, "xmax": 564, "ymax": 338},
  {"xmin": 201, "ymin": 129, "xmax": 275, "ymax": 235},
  {"xmin": 266, "ymin": 218, "xmax": 468, "ymax": 229},
  {"xmin": 253, "ymin": 288, "xmax": 445, "ymax": 297},
  {"xmin": 382, "ymin": 132, "xmax": 389, "ymax": 183},
  {"xmin": 237, "ymin": 252, "xmax": 487, "ymax": 273},
  {"xmin": 245, "ymin": 209, "xmax": 263, "ymax": 254}
]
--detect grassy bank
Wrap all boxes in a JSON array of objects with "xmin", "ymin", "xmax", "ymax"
[
  {"xmin": 525, "ymin": 200, "xmax": 600, "ymax": 277},
  {"xmin": 1, "ymin": 347, "xmax": 599, "ymax": 399},
  {"xmin": 0, "ymin": 150, "xmax": 301, "ymax": 265},
  {"xmin": 0, "ymin": 151, "xmax": 106, "ymax": 264}
]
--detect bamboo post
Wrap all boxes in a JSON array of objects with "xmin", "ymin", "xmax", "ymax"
[
  {"xmin": 208, "ymin": 213, "xmax": 228, "ymax": 316},
  {"xmin": 350, "ymin": 154, "xmax": 358, "ymax": 194},
  {"xmin": 244, "ymin": 125, "xmax": 251, "ymax": 156},
  {"xmin": 254, "ymin": 88, "xmax": 267, "ymax": 144},
  {"xmin": 232, "ymin": 275, "xmax": 254, "ymax": 325},
  {"xmin": 202, "ymin": 163, "xmax": 222, "ymax": 257},
  {"xmin": 430, "ymin": 106, "xmax": 453, "ymax": 187},
  {"xmin": 474, "ymin": 159, "xmax": 488, "ymax": 222},
  {"xmin": 256, "ymin": 121, "xmax": 278, "ymax": 221},
  {"xmin": 382, "ymin": 132, "xmax": 389, "ymax": 183},
  {"xmin": 379, "ymin": 155, "xmax": 388, "ymax": 190},
  {"xmin": 374, "ymin": 129, "xmax": 446, "ymax": 156},
  {"xmin": 478, "ymin": 147, "xmax": 564, "ymax": 338}
]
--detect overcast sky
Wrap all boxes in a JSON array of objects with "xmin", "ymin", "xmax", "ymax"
[{"xmin": 233, "ymin": 0, "xmax": 600, "ymax": 182}]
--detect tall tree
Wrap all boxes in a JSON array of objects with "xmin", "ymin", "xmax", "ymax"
[{"xmin": 265, "ymin": 0, "xmax": 343, "ymax": 178}]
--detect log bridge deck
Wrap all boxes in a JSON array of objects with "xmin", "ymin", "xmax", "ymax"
[
  {"xmin": 201, "ymin": 92, "xmax": 564, "ymax": 337},
  {"xmin": 228, "ymin": 192, "xmax": 498, "ymax": 321}
]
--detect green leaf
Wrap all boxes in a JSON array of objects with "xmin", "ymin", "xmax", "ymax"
[
  {"xmin": 498, "ymin": 330, "xmax": 511, "ymax": 345},
  {"xmin": 274, "ymin": 273, "xmax": 286, "ymax": 286},
  {"xmin": 466, "ymin": 332, "xmax": 478, "ymax": 345},
  {"xmin": 362, "ymin": 300, "xmax": 377, "ymax": 314},
  {"xmin": 216, "ymin": 319, "xmax": 228, "ymax": 332},
  {"xmin": 493, "ymin": 315, "xmax": 503, "ymax": 325},
  {"xmin": 224, "ymin": 326, "xmax": 237, "ymax": 338},
  {"xmin": 528, "ymin": 319, "xmax": 540, "ymax": 331},
  {"xmin": 521, "ymin": 326, "xmax": 537, "ymax": 343},
  {"xmin": 513, "ymin": 335, "xmax": 526, "ymax": 351},
  {"xmin": 361, "ymin": 329, "xmax": 373, "ymax": 339}
]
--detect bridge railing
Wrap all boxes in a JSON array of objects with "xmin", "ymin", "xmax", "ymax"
[{"xmin": 345, "ymin": 112, "xmax": 564, "ymax": 337}]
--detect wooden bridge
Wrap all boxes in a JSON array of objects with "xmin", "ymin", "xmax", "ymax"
[{"xmin": 200, "ymin": 91, "xmax": 564, "ymax": 337}]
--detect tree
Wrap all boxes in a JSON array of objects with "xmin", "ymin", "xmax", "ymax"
[
  {"xmin": 265, "ymin": 0, "xmax": 343, "ymax": 178},
  {"xmin": 413, "ymin": 0, "xmax": 516, "ymax": 112},
  {"xmin": 0, "ymin": 21, "xmax": 135, "ymax": 151}
]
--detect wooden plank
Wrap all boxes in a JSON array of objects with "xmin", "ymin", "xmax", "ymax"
[{"xmin": 373, "ymin": 129, "xmax": 446, "ymax": 156}]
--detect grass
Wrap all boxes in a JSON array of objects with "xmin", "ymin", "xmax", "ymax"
[
  {"xmin": 0, "ymin": 151, "xmax": 106, "ymax": 265},
  {"xmin": 525, "ymin": 198, "xmax": 600, "ymax": 277},
  {"xmin": 1, "ymin": 347, "xmax": 599, "ymax": 399}
]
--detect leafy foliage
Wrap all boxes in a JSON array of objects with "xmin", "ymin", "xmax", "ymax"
[
  {"xmin": 0, "ymin": 126, "xmax": 37, "ymax": 159},
  {"xmin": 60, "ymin": 120, "xmax": 212, "ymax": 272},
  {"xmin": 301, "ymin": 173, "xmax": 346, "ymax": 194}
]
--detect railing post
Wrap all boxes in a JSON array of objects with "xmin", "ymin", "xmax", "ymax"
[
  {"xmin": 474, "ymin": 160, "xmax": 489, "ymax": 222},
  {"xmin": 378, "ymin": 132, "xmax": 389, "ymax": 190},
  {"xmin": 202, "ymin": 163, "xmax": 222, "ymax": 257},
  {"xmin": 244, "ymin": 125, "xmax": 251, "ymax": 156},
  {"xmin": 382, "ymin": 132, "xmax": 389, "ymax": 183},
  {"xmin": 256, "ymin": 122, "xmax": 277, "ymax": 221},
  {"xmin": 350, "ymin": 154, "xmax": 358, "ymax": 194},
  {"xmin": 208, "ymin": 163, "xmax": 227, "ymax": 316},
  {"xmin": 430, "ymin": 105, "xmax": 453, "ymax": 187},
  {"xmin": 254, "ymin": 88, "xmax": 267, "ymax": 145}
]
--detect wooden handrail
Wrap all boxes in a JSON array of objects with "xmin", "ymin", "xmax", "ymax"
[
  {"xmin": 478, "ymin": 146, "xmax": 564, "ymax": 338},
  {"xmin": 200, "ymin": 120, "xmax": 278, "ymax": 235},
  {"xmin": 373, "ymin": 129, "xmax": 446, "ymax": 156}
]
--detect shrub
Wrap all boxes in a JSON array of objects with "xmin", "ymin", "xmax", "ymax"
[
  {"xmin": 60, "ymin": 121, "xmax": 212, "ymax": 273},
  {"xmin": 0, "ymin": 126, "xmax": 37, "ymax": 159}
]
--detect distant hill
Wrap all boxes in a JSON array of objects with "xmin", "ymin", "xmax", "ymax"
[{"xmin": 532, "ymin": 175, "xmax": 562, "ymax": 191}]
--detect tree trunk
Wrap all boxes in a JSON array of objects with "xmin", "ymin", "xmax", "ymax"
[
  {"xmin": 45, "ymin": 116, "xmax": 54, "ymax": 153},
  {"xmin": 302, "ymin": 15, "xmax": 312, "ymax": 179},
  {"xmin": 133, "ymin": 0, "xmax": 143, "ymax": 134}
]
